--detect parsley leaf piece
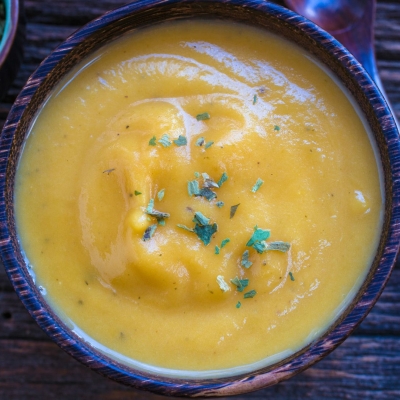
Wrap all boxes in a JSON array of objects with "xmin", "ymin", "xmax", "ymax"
[
  {"xmin": 146, "ymin": 209, "xmax": 170, "ymax": 221},
  {"xmin": 193, "ymin": 211, "xmax": 210, "ymax": 226},
  {"xmin": 244, "ymin": 289, "xmax": 257, "ymax": 299},
  {"xmin": 216, "ymin": 201, "xmax": 224, "ymax": 208},
  {"xmin": 241, "ymin": 250, "xmax": 253, "ymax": 269},
  {"xmin": 149, "ymin": 136, "xmax": 157, "ymax": 146},
  {"xmin": 205, "ymin": 141, "xmax": 214, "ymax": 149},
  {"xmin": 194, "ymin": 171, "xmax": 200, "ymax": 178},
  {"xmin": 231, "ymin": 276, "xmax": 249, "ymax": 292},
  {"xmin": 146, "ymin": 199, "xmax": 154, "ymax": 213},
  {"xmin": 103, "ymin": 168, "xmax": 115, "ymax": 174},
  {"xmin": 157, "ymin": 189, "xmax": 165, "ymax": 201},
  {"xmin": 216, "ymin": 275, "xmax": 230, "ymax": 292},
  {"xmin": 253, "ymin": 94, "xmax": 257, "ymax": 104},
  {"xmin": 252, "ymin": 241, "xmax": 267, "ymax": 254},
  {"xmin": 196, "ymin": 187, "xmax": 217, "ymax": 201},
  {"xmin": 218, "ymin": 172, "xmax": 228, "ymax": 187},
  {"xmin": 203, "ymin": 174, "xmax": 219, "ymax": 188},
  {"xmin": 188, "ymin": 180, "xmax": 200, "ymax": 196},
  {"xmin": 193, "ymin": 222, "xmax": 218, "ymax": 245},
  {"xmin": 196, "ymin": 137, "xmax": 205, "ymax": 147},
  {"xmin": 215, "ymin": 246, "xmax": 220, "ymax": 255},
  {"xmin": 274, "ymin": 125, "xmax": 280, "ymax": 131},
  {"xmin": 251, "ymin": 178, "xmax": 264, "ymax": 193},
  {"xmin": 264, "ymin": 241, "xmax": 291, "ymax": 252},
  {"xmin": 230, "ymin": 203, "xmax": 240, "ymax": 219},
  {"xmin": 221, "ymin": 238, "xmax": 230, "ymax": 248},
  {"xmin": 196, "ymin": 112, "xmax": 210, "ymax": 121},
  {"xmin": 177, "ymin": 224, "xmax": 194, "ymax": 232},
  {"xmin": 173, "ymin": 135, "xmax": 187, "ymax": 146},
  {"xmin": 246, "ymin": 228, "xmax": 270, "ymax": 247},
  {"xmin": 158, "ymin": 220, "xmax": 166, "ymax": 226},
  {"xmin": 143, "ymin": 224, "xmax": 157, "ymax": 241},
  {"xmin": 236, "ymin": 301, "xmax": 242, "ymax": 309},
  {"xmin": 134, "ymin": 190, "xmax": 142, "ymax": 196},
  {"xmin": 158, "ymin": 134, "xmax": 172, "ymax": 147},
  {"xmin": 289, "ymin": 272, "xmax": 295, "ymax": 281}
]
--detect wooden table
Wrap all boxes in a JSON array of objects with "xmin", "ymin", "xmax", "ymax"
[{"xmin": 1, "ymin": 1, "xmax": 399, "ymax": 398}]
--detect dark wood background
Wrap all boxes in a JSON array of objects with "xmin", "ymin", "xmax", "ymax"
[{"xmin": 0, "ymin": 1, "xmax": 399, "ymax": 399}]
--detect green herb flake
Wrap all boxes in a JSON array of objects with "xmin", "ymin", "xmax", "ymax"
[
  {"xmin": 218, "ymin": 172, "xmax": 228, "ymax": 187},
  {"xmin": 193, "ymin": 211, "xmax": 210, "ymax": 226},
  {"xmin": 264, "ymin": 241, "xmax": 291, "ymax": 253},
  {"xmin": 231, "ymin": 276, "xmax": 249, "ymax": 292},
  {"xmin": 158, "ymin": 219, "xmax": 166, "ymax": 226},
  {"xmin": 216, "ymin": 201, "xmax": 225, "ymax": 208},
  {"xmin": 251, "ymin": 178, "xmax": 264, "ymax": 193},
  {"xmin": 289, "ymin": 272, "xmax": 295, "ymax": 281},
  {"xmin": 158, "ymin": 134, "xmax": 172, "ymax": 147},
  {"xmin": 103, "ymin": 168, "xmax": 115, "ymax": 174},
  {"xmin": 246, "ymin": 228, "xmax": 270, "ymax": 247},
  {"xmin": 194, "ymin": 171, "xmax": 200, "ymax": 178},
  {"xmin": 157, "ymin": 189, "xmax": 165, "ymax": 201},
  {"xmin": 142, "ymin": 224, "xmax": 157, "ymax": 241},
  {"xmin": 146, "ymin": 209, "xmax": 170, "ymax": 221},
  {"xmin": 196, "ymin": 137, "xmax": 205, "ymax": 147},
  {"xmin": 241, "ymin": 250, "xmax": 253, "ymax": 269},
  {"xmin": 230, "ymin": 203, "xmax": 240, "ymax": 219},
  {"xmin": 274, "ymin": 125, "xmax": 280, "ymax": 131},
  {"xmin": 196, "ymin": 112, "xmax": 210, "ymax": 121},
  {"xmin": 196, "ymin": 187, "xmax": 217, "ymax": 201},
  {"xmin": 244, "ymin": 289, "xmax": 257, "ymax": 299},
  {"xmin": 177, "ymin": 224, "xmax": 194, "ymax": 232},
  {"xmin": 236, "ymin": 301, "xmax": 242, "ymax": 309},
  {"xmin": 221, "ymin": 238, "xmax": 230, "ymax": 248},
  {"xmin": 193, "ymin": 222, "xmax": 218, "ymax": 246},
  {"xmin": 215, "ymin": 246, "xmax": 220, "ymax": 255},
  {"xmin": 216, "ymin": 275, "xmax": 230, "ymax": 292},
  {"xmin": 149, "ymin": 136, "xmax": 157, "ymax": 146},
  {"xmin": 205, "ymin": 141, "xmax": 214, "ymax": 149},
  {"xmin": 188, "ymin": 180, "xmax": 200, "ymax": 196},
  {"xmin": 173, "ymin": 135, "xmax": 187, "ymax": 146},
  {"xmin": 253, "ymin": 94, "xmax": 257, "ymax": 104},
  {"xmin": 146, "ymin": 199, "xmax": 154, "ymax": 213},
  {"xmin": 134, "ymin": 190, "xmax": 142, "ymax": 196}
]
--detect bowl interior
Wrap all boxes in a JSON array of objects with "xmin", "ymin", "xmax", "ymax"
[{"xmin": 1, "ymin": 0, "xmax": 399, "ymax": 397}]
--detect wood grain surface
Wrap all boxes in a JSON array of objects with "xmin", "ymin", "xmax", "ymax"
[{"xmin": 1, "ymin": 1, "xmax": 399, "ymax": 399}]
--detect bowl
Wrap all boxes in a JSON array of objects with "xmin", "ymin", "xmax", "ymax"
[
  {"xmin": 0, "ymin": 0, "xmax": 25, "ymax": 100},
  {"xmin": 0, "ymin": 0, "xmax": 399, "ymax": 397}
]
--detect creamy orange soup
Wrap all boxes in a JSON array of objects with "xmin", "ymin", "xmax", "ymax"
[{"xmin": 15, "ymin": 20, "xmax": 382, "ymax": 375}]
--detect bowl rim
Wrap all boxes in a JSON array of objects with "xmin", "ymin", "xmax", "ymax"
[{"xmin": 1, "ymin": 0, "xmax": 399, "ymax": 397}]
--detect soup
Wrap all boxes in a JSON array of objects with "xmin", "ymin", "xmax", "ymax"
[{"xmin": 15, "ymin": 20, "xmax": 382, "ymax": 375}]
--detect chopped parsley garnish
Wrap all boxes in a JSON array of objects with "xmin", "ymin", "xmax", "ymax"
[
  {"xmin": 236, "ymin": 301, "xmax": 241, "ymax": 309},
  {"xmin": 196, "ymin": 112, "xmax": 210, "ymax": 121},
  {"xmin": 274, "ymin": 125, "xmax": 280, "ymax": 131},
  {"xmin": 215, "ymin": 246, "xmax": 220, "ymax": 255},
  {"xmin": 173, "ymin": 135, "xmax": 187, "ymax": 146},
  {"xmin": 158, "ymin": 219, "xmax": 166, "ymax": 226},
  {"xmin": 158, "ymin": 134, "xmax": 172, "ymax": 147},
  {"xmin": 143, "ymin": 224, "xmax": 157, "ymax": 241},
  {"xmin": 146, "ymin": 199, "xmax": 155, "ymax": 213},
  {"xmin": 264, "ymin": 241, "xmax": 291, "ymax": 252},
  {"xmin": 230, "ymin": 203, "xmax": 240, "ymax": 219},
  {"xmin": 221, "ymin": 238, "xmax": 230, "ymax": 248},
  {"xmin": 194, "ymin": 171, "xmax": 200, "ymax": 178},
  {"xmin": 197, "ymin": 187, "xmax": 217, "ymax": 201},
  {"xmin": 289, "ymin": 272, "xmax": 295, "ymax": 281},
  {"xmin": 148, "ymin": 136, "xmax": 157, "ymax": 146},
  {"xmin": 188, "ymin": 180, "xmax": 200, "ymax": 196},
  {"xmin": 216, "ymin": 201, "xmax": 225, "ymax": 208},
  {"xmin": 251, "ymin": 178, "xmax": 264, "ymax": 193},
  {"xmin": 205, "ymin": 141, "xmax": 214, "ymax": 149},
  {"xmin": 218, "ymin": 172, "xmax": 228, "ymax": 187},
  {"xmin": 216, "ymin": 275, "xmax": 230, "ymax": 292},
  {"xmin": 134, "ymin": 190, "xmax": 142, "ymax": 196},
  {"xmin": 241, "ymin": 250, "xmax": 253, "ymax": 268},
  {"xmin": 103, "ymin": 168, "xmax": 115, "ymax": 174},
  {"xmin": 202, "ymin": 173, "xmax": 219, "ymax": 188},
  {"xmin": 194, "ymin": 222, "xmax": 218, "ymax": 245},
  {"xmin": 193, "ymin": 211, "xmax": 210, "ymax": 226},
  {"xmin": 246, "ymin": 227, "xmax": 270, "ymax": 247},
  {"xmin": 244, "ymin": 289, "xmax": 257, "ymax": 299},
  {"xmin": 177, "ymin": 224, "xmax": 194, "ymax": 232},
  {"xmin": 145, "ymin": 198, "xmax": 169, "ymax": 221},
  {"xmin": 157, "ymin": 189, "xmax": 165, "ymax": 201},
  {"xmin": 231, "ymin": 276, "xmax": 249, "ymax": 292},
  {"xmin": 253, "ymin": 94, "xmax": 257, "ymax": 104},
  {"xmin": 196, "ymin": 137, "xmax": 205, "ymax": 146},
  {"xmin": 246, "ymin": 228, "xmax": 290, "ymax": 254}
]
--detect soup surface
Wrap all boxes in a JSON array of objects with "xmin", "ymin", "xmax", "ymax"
[{"xmin": 15, "ymin": 20, "xmax": 382, "ymax": 374}]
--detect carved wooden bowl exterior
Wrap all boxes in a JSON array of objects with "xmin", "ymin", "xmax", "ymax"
[{"xmin": 0, "ymin": 0, "xmax": 399, "ymax": 397}]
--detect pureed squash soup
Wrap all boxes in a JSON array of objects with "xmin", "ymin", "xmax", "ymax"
[{"xmin": 15, "ymin": 19, "xmax": 382, "ymax": 376}]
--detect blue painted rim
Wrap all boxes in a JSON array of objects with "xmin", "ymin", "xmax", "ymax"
[{"xmin": 0, "ymin": 0, "xmax": 399, "ymax": 396}]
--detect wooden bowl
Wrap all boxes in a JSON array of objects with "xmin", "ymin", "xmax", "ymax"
[
  {"xmin": 0, "ymin": 0, "xmax": 25, "ymax": 99},
  {"xmin": 0, "ymin": 0, "xmax": 399, "ymax": 397}
]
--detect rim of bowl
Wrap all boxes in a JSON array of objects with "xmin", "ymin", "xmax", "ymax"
[
  {"xmin": 0, "ymin": 0, "xmax": 19, "ymax": 64},
  {"xmin": 0, "ymin": 0, "xmax": 399, "ymax": 397}
]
